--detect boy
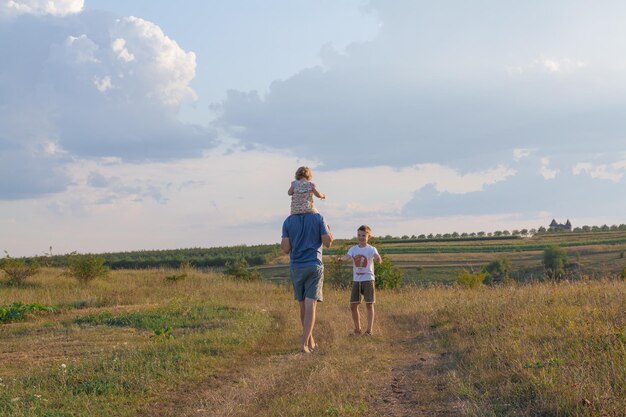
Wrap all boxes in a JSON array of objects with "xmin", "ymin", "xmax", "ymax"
[{"xmin": 338, "ymin": 225, "xmax": 382, "ymax": 336}]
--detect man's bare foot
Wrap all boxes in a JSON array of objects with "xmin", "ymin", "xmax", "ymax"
[{"xmin": 300, "ymin": 346, "xmax": 312, "ymax": 353}]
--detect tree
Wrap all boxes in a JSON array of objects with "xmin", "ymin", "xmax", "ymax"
[
  {"xmin": 543, "ymin": 245, "xmax": 568, "ymax": 280},
  {"xmin": 537, "ymin": 226, "xmax": 547, "ymax": 233}
]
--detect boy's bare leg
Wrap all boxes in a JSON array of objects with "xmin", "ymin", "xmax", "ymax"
[
  {"xmin": 299, "ymin": 298, "xmax": 317, "ymax": 352},
  {"xmin": 365, "ymin": 303, "xmax": 375, "ymax": 334},
  {"xmin": 350, "ymin": 303, "xmax": 361, "ymax": 333}
]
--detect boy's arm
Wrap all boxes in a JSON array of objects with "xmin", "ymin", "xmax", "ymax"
[
  {"xmin": 337, "ymin": 254, "xmax": 352, "ymax": 262},
  {"xmin": 311, "ymin": 183, "xmax": 325, "ymax": 199},
  {"xmin": 374, "ymin": 248, "xmax": 382, "ymax": 263}
]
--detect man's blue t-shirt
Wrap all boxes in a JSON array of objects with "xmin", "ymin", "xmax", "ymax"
[{"xmin": 282, "ymin": 213, "xmax": 329, "ymax": 268}]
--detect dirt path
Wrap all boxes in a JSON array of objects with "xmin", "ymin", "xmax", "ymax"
[
  {"xmin": 139, "ymin": 309, "xmax": 465, "ymax": 416},
  {"xmin": 371, "ymin": 332, "xmax": 465, "ymax": 416}
]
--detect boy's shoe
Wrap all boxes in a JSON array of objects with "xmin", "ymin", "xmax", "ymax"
[
  {"xmin": 364, "ymin": 331, "xmax": 372, "ymax": 336},
  {"xmin": 349, "ymin": 329, "xmax": 362, "ymax": 336}
]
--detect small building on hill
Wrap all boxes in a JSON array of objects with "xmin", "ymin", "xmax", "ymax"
[{"xmin": 549, "ymin": 219, "xmax": 572, "ymax": 232}]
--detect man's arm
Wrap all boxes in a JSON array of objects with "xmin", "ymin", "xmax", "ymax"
[
  {"xmin": 281, "ymin": 237, "xmax": 291, "ymax": 254},
  {"xmin": 321, "ymin": 223, "xmax": 333, "ymax": 248}
]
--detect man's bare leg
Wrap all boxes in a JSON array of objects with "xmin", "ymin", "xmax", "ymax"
[
  {"xmin": 350, "ymin": 303, "xmax": 361, "ymax": 334},
  {"xmin": 299, "ymin": 298, "xmax": 317, "ymax": 352},
  {"xmin": 365, "ymin": 303, "xmax": 375, "ymax": 335}
]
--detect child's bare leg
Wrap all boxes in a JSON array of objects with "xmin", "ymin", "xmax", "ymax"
[
  {"xmin": 350, "ymin": 302, "xmax": 361, "ymax": 333},
  {"xmin": 365, "ymin": 303, "xmax": 375, "ymax": 334}
]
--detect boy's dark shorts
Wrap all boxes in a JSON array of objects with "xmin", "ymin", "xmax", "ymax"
[
  {"xmin": 350, "ymin": 280, "xmax": 375, "ymax": 304},
  {"xmin": 290, "ymin": 265, "xmax": 324, "ymax": 302}
]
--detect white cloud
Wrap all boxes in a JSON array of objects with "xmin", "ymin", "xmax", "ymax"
[
  {"xmin": 1, "ymin": 0, "xmax": 83, "ymax": 17},
  {"xmin": 111, "ymin": 16, "xmax": 198, "ymax": 106},
  {"xmin": 542, "ymin": 57, "xmax": 585, "ymax": 74},
  {"xmin": 93, "ymin": 75, "xmax": 113, "ymax": 93},
  {"xmin": 573, "ymin": 160, "xmax": 625, "ymax": 182},
  {"xmin": 540, "ymin": 157, "xmax": 559, "ymax": 179},
  {"xmin": 111, "ymin": 38, "xmax": 135, "ymax": 63},
  {"xmin": 64, "ymin": 35, "xmax": 100, "ymax": 63},
  {"xmin": 513, "ymin": 148, "xmax": 532, "ymax": 161}
]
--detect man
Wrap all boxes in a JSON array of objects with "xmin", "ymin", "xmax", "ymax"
[{"xmin": 281, "ymin": 212, "xmax": 333, "ymax": 353}]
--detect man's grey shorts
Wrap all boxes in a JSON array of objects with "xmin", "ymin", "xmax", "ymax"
[{"xmin": 290, "ymin": 265, "xmax": 324, "ymax": 302}]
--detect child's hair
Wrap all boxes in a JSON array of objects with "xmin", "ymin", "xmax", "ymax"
[
  {"xmin": 295, "ymin": 166, "xmax": 312, "ymax": 181},
  {"xmin": 358, "ymin": 225, "xmax": 372, "ymax": 236}
]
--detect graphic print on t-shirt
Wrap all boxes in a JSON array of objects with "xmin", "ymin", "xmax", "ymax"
[{"xmin": 353, "ymin": 254, "xmax": 368, "ymax": 275}]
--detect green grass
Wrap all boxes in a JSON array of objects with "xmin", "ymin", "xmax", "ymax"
[{"xmin": 1, "ymin": 299, "xmax": 271, "ymax": 417}]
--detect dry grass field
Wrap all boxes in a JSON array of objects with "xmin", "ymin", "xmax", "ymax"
[{"xmin": 1, "ymin": 268, "xmax": 625, "ymax": 416}]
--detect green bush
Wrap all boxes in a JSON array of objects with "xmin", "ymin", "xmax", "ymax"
[
  {"xmin": 481, "ymin": 258, "xmax": 511, "ymax": 284},
  {"xmin": 543, "ymin": 245, "xmax": 568, "ymax": 280},
  {"xmin": 375, "ymin": 255, "xmax": 404, "ymax": 289},
  {"xmin": 0, "ymin": 254, "xmax": 39, "ymax": 286},
  {"xmin": 66, "ymin": 253, "xmax": 109, "ymax": 284},
  {"xmin": 457, "ymin": 269, "xmax": 486, "ymax": 288},
  {"xmin": 325, "ymin": 245, "xmax": 353, "ymax": 288},
  {"xmin": 224, "ymin": 257, "xmax": 261, "ymax": 280}
]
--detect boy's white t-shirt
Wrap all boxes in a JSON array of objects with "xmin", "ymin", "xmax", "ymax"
[{"xmin": 347, "ymin": 244, "xmax": 380, "ymax": 282}]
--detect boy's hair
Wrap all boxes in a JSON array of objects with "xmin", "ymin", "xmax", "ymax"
[
  {"xmin": 295, "ymin": 166, "xmax": 312, "ymax": 181},
  {"xmin": 358, "ymin": 225, "xmax": 372, "ymax": 236}
]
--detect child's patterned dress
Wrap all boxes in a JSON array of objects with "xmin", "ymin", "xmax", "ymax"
[{"xmin": 290, "ymin": 180, "xmax": 318, "ymax": 214}]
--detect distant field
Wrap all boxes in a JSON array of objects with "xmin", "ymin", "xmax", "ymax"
[{"xmin": 261, "ymin": 230, "xmax": 626, "ymax": 284}]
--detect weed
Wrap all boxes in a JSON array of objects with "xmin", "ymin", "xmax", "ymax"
[{"xmin": 0, "ymin": 302, "xmax": 55, "ymax": 323}]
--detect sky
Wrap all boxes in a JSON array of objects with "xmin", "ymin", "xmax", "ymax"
[{"xmin": 1, "ymin": 0, "xmax": 625, "ymax": 257}]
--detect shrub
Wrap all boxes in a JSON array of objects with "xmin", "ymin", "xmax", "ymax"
[
  {"xmin": 457, "ymin": 269, "xmax": 486, "ymax": 288},
  {"xmin": 0, "ymin": 253, "xmax": 39, "ymax": 286},
  {"xmin": 375, "ymin": 255, "xmax": 404, "ymax": 289},
  {"xmin": 543, "ymin": 245, "xmax": 568, "ymax": 280},
  {"xmin": 224, "ymin": 257, "xmax": 261, "ymax": 280},
  {"xmin": 66, "ymin": 253, "xmax": 109, "ymax": 284},
  {"xmin": 481, "ymin": 258, "xmax": 511, "ymax": 284},
  {"xmin": 325, "ymin": 254, "xmax": 353, "ymax": 288}
]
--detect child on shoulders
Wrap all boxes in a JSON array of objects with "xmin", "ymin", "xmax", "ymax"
[{"xmin": 288, "ymin": 166, "xmax": 326, "ymax": 215}]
